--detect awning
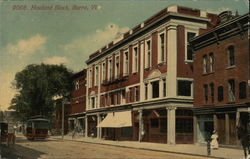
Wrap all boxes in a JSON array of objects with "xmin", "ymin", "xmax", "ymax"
[{"xmin": 97, "ymin": 111, "xmax": 132, "ymax": 128}]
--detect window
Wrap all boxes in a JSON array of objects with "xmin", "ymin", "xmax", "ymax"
[
  {"xmin": 108, "ymin": 58, "xmax": 113, "ymax": 81},
  {"xmin": 102, "ymin": 62, "xmax": 106, "ymax": 82},
  {"xmin": 158, "ymin": 33, "xmax": 165, "ymax": 63},
  {"xmin": 116, "ymin": 91, "xmax": 120, "ymax": 104},
  {"xmin": 124, "ymin": 51, "xmax": 129, "ymax": 76},
  {"xmin": 177, "ymin": 80, "xmax": 192, "ymax": 97},
  {"xmin": 210, "ymin": 83, "xmax": 214, "ymax": 103},
  {"xmin": 239, "ymin": 82, "xmax": 247, "ymax": 99},
  {"xmin": 152, "ymin": 81, "xmax": 159, "ymax": 98},
  {"xmin": 95, "ymin": 66, "xmax": 99, "ymax": 86},
  {"xmin": 146, "ymin": 40, "xmax": 151, "ymax": 68},
  {"xmin": 115, "ymin": 56, "xmax": 120, "ymax": 78},
  {"xmin": 91, "ymin": 97, "xmax": 95, "ymax": 108},
  {"xmin": 121, "ymin": 127, "xmax": 132, "ymax": 137},
  {"xmin": 204, "ymin": 84, "xmax": 208, "ymax": 103},
  {"xmin": 176, "ymin": 118, "xmax": 193, "ymax": 133},
  {"xmin": 129, "ymin": 88, "xmax": 133, "ymax": 102},
  {"xmin": 105, "ymin": 94, "xmax": 108, "ymax": 106},
  {"xmin": 203, "ymin": 55, "xmax": 208, "ymax": 73},
  {"xmin": 121, "ymin": 89, "xmax": 126, "ymax": 104},
  {"xmin": 75, "ymin": 81, "xmax": 79, "ymax": 90},
  {"xmin": 160, "ymin": 118, "xmax": 167, "ymax": 133},
  {"xmin": 110, "ymin": 93, "xmax": 114, "ymax": 105},
  {"xmin": 133, "ymin": 47, "xmax": 138, "ymax": 73},
  {"xmin": 163, "ymin": 78, "xmax": 166, "ymax": 97},
  {"xmin": 150, "ymin": 118, "xmax": 159, "ymax": 128},
  {"xmin": 89, "ymin": 69, "xmax": 92, "ymax": 87},
  {"xmin": 135, "ymin": 86, "xmax": 139, "ymax": 102},
  {"xmin": 209, "ymin": 53, "xmax": 214, "ymax": 72},
  {"xmin": 228, "ymin": 79, "xmax": 235, "ymax": 102},
  {"xmin": 218, "ymin": 86, "xmax": 224, "ymax": 102},
  {"xmin": 228, "ymin": 46, "xmax": 235, "ymax": 66},
  {"xmin": 145, "ymin": 83, "xmax": 148, "ymax": 100},
  {"xmin": 186, "ymin": 32, "xmax": 196, "ymax": 61}
]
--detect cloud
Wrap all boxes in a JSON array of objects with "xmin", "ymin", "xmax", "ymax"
[
  {"xmin": 205, "ymin": 7, "xmax": 231, "ymax": 14},
  {"xmin": 5, "ymin": 34, "xmax": 47, "ymax": 57},
  {"xmin": 0, "ymin": 71, "xmax": 16, "ymax": 111},
  {"xmin": 63, "ymin": 23, "xmax": 129, "ymax": 60},
  {"xmin": 43, "ymin": 56, "xmax": 69, "ymax": 65}
]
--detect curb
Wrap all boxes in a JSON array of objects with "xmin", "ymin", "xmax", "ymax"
[{"xmin": 49, "ymin": 137, "xmax": 227, "ymax": 159}]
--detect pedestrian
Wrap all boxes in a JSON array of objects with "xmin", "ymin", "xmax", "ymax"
[
  {"xmin": 210, "ymin": 130, "xmax": 219, "ymax": 149},
  {"xmin": 237, "ymin": 125, "xmax": 250, "ymax": 159}
]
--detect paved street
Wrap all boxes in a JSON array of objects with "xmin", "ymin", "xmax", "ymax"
[{"xmin": 1, "ymin": 135, "xmax": 213, "ymax": 159}]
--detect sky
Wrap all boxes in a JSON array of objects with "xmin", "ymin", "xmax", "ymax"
[{"xmin": 0, "ymin": 0, "xmax": 249, "ymax": 111}]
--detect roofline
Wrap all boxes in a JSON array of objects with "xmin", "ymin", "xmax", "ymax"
[{"xmin": 86, "ymin": 12, "xmax": 210, "ymax": 65}]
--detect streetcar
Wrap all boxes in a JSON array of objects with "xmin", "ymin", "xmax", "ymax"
[{"xmin": 26, "ymin": 116, "xmax": 50, "ymax": 140}]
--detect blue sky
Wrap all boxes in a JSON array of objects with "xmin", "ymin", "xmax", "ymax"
[{"xmin": 0, "ymin": 0, "xmax": 249, "ymax": 110}]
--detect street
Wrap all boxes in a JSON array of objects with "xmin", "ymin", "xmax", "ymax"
[{"xmin": 1, "ymin": 135, "xmax": 213, "ymax": 159}]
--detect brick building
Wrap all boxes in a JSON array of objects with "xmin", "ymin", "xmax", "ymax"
[
  {"xmin": 85, "ymin": 6, "xmax": 218, "ymax": 144},
  {"xmin": 68, "ymin": 69, "xmax": 87, "ymax": 135},
  {"xmin": 191, "ymin": 12, "xmax": 249, "ymax": 145}
]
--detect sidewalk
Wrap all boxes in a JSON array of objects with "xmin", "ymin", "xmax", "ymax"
[{"xmin": 49, "ymin": 135, "xmax": 244, "ymax": 159}]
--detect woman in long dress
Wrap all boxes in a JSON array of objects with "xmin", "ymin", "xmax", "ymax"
[{"xmin": 211, "ymin": 130, "xmax": 219, "ymax": 149}]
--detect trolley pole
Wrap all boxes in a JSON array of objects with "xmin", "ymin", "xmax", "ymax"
[{"xmin": 62, "ymin": 100, "xmax": 64, "ymax": 140}]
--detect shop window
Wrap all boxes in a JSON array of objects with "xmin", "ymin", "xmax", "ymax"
[
  {"xmin": 121, "ymin": 127, "xmax": 132, "ymax": 137},
  {"xmin": 239, "ymin": 81, "xmax": 247, "ymax": 99},
  {"xmin": 176, "ymin": 118, "xmax": 193, "ymax": 133},
  {"xmin": 218, "ymin": 86, "xmax": 224, "ymax": 102},
  {"xmin": 160, "ymin": 118, "xmax": 167, "ymax": 133},
  {"xmin": 210, "ymin": 83, "xmax": 214, "ymax": 103},
  {"xmin": 152, "ymin": 81, "xmax": 159, "ymax": 98},
  {"xmin": 204, "ymin": 84, "xmax": 208, "ymax": 104},
  {"xmin": 177, "ymin": 80, "xmax": 192, "ymax": 97},
  {"xmin": 228, "ymin": 45, "xmax": 235, "ymax": 66},
  {"xmin": 150, "ymin": 118, "xmax": 159, "ymax": 128},
  {"xmin": 228, "ymin": 79, "xmax": 235, "ymax": 102}
]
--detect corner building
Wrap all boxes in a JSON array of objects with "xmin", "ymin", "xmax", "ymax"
[
  {"xmin": 191, "ymin": 12, "xmax": 249, "ymax": 145},
  {"xmin": 85, "ymin": 6, "xmax": 218, "ymax": 144}
]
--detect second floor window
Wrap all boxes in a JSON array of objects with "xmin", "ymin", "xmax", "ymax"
[
  {"xmin": 218, "ymin": 86, "xmax": 224, "ymax": 102},
  {"xmin": 158, "ymin": 33, "xmax": 165, "ymax": 63},
  {"xmin": 228, "ymin": 79, "xmax": 235, "ymax": 102},
  {"xmin": 135, "ymin": 86, "xmax": 139, "ymax": 102},
  {"xmin": 239, "ymin": 81, "xmax": 247, "ymax": 99},
  {"xmin": 210, "ymin": 83, "xmax": 214, "ymax": 103},
  {"xmin": 228, "ymin": 46, "xmax": 235, "ymax": 67},
  {"xmin": 129, "ymin": 88, "xmax": 133, "ymax": 102},
  {"xmin": 178, "ymin": 80, "xmax": 192, "ymax": 97},
  {"xmin": 163, "ymin": 78, "xmax": 166, "ymax": 97},
  {"xmin": 152, "ymin": 81, "xmax": 159, "ymax": 98},
  {"xmin": 204, "ymin": 84, "xmax": 208, "ymax": 103},
  {"xmin": 145, "ymin": 83, "xmax": 148, "ymax": 100}
]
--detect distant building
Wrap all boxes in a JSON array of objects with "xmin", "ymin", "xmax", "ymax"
[
  {"xmin": 191, "ymin": 12, "xmax": 249, "ymax": 145},
  {"xmin": 85, "ymin": 6, "xmax": 218, "ymax": 144},
  {"xmin": 68, "ymin": 69, "xmax": 87, "ymax": 136}
]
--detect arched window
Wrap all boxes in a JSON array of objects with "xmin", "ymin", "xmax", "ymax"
[
  {"xmin": 228, "ymin": 45, "xmax": 235, "ymax": 66},
  {"xmin": 239, "ymin": 81, "xmax": 247, "ymax": 99}
]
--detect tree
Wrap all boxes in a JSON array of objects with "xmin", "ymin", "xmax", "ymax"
[{"xmin": 10, "ymin": 64, "xmax": 73, "ymax": 120}]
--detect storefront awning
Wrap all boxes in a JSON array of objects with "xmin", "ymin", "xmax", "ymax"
[{"xmin": 97, "ymin": 111, "xmax": 132, "ymax": 128}]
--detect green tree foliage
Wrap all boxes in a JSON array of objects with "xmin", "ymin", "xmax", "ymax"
[{"xmin": 9, "ymin": 64, "xmax": 73, "ymax": 120}]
